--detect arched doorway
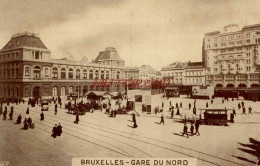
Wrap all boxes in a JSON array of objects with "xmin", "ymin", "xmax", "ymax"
[
  {"xmin": 238, "ymin": 84, "xmax": 247, "ymax": 88},
  {"xmin": 226, "ymin": 84, "xmax": 235, "ymax": 88},
  {"xmin": 33, "ymin": 86, "xmax": 40, "ymax": 99},
  {"xmin": 216, "ymin": 84, "xmax": 223, "ymax": 88},
  {"xmin": 251, "ymin": 84, "xmax": 260, "ymax": 88}
]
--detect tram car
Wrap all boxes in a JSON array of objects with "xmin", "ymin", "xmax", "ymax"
[{"xmin": 199, "ymin": 109, "xmax": 232, "ymax": 126}]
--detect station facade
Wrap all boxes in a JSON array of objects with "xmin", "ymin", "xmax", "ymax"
[{"xmin": 0, "ymin": 32, "xmax": 126, "ymax": 99}]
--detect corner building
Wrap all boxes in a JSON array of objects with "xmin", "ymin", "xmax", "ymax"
[
  {"xmin": 203, "ymin": 24, "xmax": 260, "ymax": 88},
  {"xmin": 0, "ymin": 32, "xmax": 126, "ymax": 99}
]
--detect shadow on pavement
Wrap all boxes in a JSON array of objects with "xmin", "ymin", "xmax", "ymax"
[{"xmin": 233, "ymin": 138, "xmax": 260, "ymax": 165}]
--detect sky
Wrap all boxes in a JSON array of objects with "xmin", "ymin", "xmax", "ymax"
[{"xmin": 1, "ymin": 0, "xmax": 260, "ymax": 70}]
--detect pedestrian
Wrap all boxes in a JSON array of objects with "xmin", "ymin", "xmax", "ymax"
[
  {"xmin": 182, "ymin": 123, "xmax": 189, "ymax": 138},
  {"xmin": 75, "ymin": 114, "xmax": 79, "ymax": 124},
  {"xmin": 133, "ymin": 120, "xmax": 138, "ymax": 128},
  {"xmin": 27, "ymin": 117, "xmax": 32, "ymax": 128},
  {"xmin": 132, "ymin": 113, "xmax": 136, "ymax": 123},
  {"xmin": 52, "ymin": 124, "xmax": 58, "ymax": 138},
  {"xmin": 242, "ymin": 106, "xmax": 246, "ymax": 115},
  {"xmin": 160, "ymin": 114, "xmax": 164, "ymax": 125},
  {"xmin": 57, "ymin": 123, "xmax": 62, "ymax": 136},
  {"xmin": 248, "ymin": 106, "xmax": 252, "ymax": 115},
  {"xmin": 169, "ymin": 101, "xmax": 172, "ymax": 106},
  {"xmin": 176, "ymin": 107, "xmax": 180, "ymax": 115},
  {"xmin": 190, "ymin": 123, "xmax": 194, "ymax": 136},
  {"xmin": 195, "ymin": 121, "xmax": 200, "ymax": 136},
  {"xmin": 222, "ymin": 99, "xmax": 224, "ymax": 104},
  {"xmin": 60, "ymin": 102, "xmax": 62, "ymax": 108},
  {"xmin": 176, "ymin": 103, "xmax": 178, "ymax": 108},
  {"xmin": 40, "ymin": 112, "xmax": 44, "ymax": 121},
  {"xmin": 211, "ymin": 99, "xmax": 213, "ymax": 104},
  {"xmin": 206, "ymin": 102, "xmax": 208, "ymax": 108},
  {"xmin": 162, "ymin": 102, "xmax": 164, "ymax": 108},
  {"xmin": 9, "ymin": 110, "xmax": 13, "ymax": 120},
  {"xmin": 193, "ymin": 107, "xmax": 196, "ymax": 115},
  {"xmin": 23, "ymin": 118, "xmax": 28, "ymax": 130},
  {"xmin": 26, "ymin": 107, "xmax": 29, "ymax": 114},
  {"xmin": 238, "ymin": 103, "xmax": 241, "ymax": 110},
  {"xmin": 171, "ymin": 109, "xmax": 174, "ymax": 119},
  {"xmin": 189, "ymin": 103, "xmax": 191, "ymax": 110},
  {"xmin": 16, "ymin": 114, "xmax": 22, "ymax": 124},
  {"xmin": 55, "ymin": 107, "xmax": 57, "ymax": 115},
  {"xmin": 180, "ymin": 102, "xmax": 182, "ymax": 108},
  {"xmin": 3, "ymin": 107, "xmax": 7, "ymax": 120},
  {"xmin": 241, "ymin": 101, "xmax": 244, "ymax": 107}
]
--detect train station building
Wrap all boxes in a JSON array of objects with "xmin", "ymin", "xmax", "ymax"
[{"xmin": 0, "ymin": 32, "xmax": 126, "ymax": 99}]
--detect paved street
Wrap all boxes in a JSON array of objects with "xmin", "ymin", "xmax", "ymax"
[{"xmin": 0, "ymin": 96, "xmax": 260, "ymax": 166}]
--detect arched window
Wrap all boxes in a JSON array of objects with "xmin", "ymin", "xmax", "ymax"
[
  {"xmin": 106, "ymin": 71, "xmax": 109, "ymax": 79},
  {"xmin": 52, "ymin": 67, "xmax": 58, "ymax": 78},
  {"xmin": 69, "ymin": 68, "xmax": 73, "ymax": 79},
  {"xmin": 101, "ymin": 71, "xmax": 104, "ymax": 79},
  {"xmin": 76, "ymin": 86, "xmax": 81, "ymax": 94},
  {"xmin": 95, "ymin": 70, "xmax": 99, "ymax": 79},
  {"xmin": 52, "ymin": 87, "xmax": 58, "ymax": 96},
  {"xmin": 33, "ymin": 66, "xmax": 41, "ymax": 79},
  {"xmin": 117, "ymin": 71, "xmax": 120, "ymax": 79},
  {"xmin": 89, "ymin": 70, "xmax": 93, "ymax": 79},
  {"xmin": 25, "ymin": 66, "xmax": 30, "ymax": 77},
  {"xmin": 83, "ymin": 69, "xmax": 87, "ymax": 79},
  {"xmin": 61, "ymin": 87, "xmax": 66, "ymax": 96},
  {"xmin": 76, "ymin": 69, "xmax": 80, "ymax": 79},
  {"xmin": 61, "ymin": 68, "xmax": 66, "ymax": 79},
  {"xmin": 69, "ymin": 86, "xmax": 73, "ymax": 93}
]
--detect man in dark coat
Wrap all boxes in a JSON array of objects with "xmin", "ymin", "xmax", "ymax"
[
  {"xmin": 132, "ymin": 114, "xmax": 136, "ymax": 123},
  {"xmin": 27, "ymin": 117, "xmax": 32, "ymax": 128},
  {"xmin": 188, "ymin": 103, "xmax": 191, "ymax": 110},
  {"xmin": 26, "ymin": 107, "xmax": 29, "ymax": 114},
  {"xmin": 52, "ymin": 124, "xmax": 58, "ymax": 138},
  {"xmin": 17, "ymin": 114, "xmax": 22, "ymax": 124},
  {"xmin": 3, "ymin": 107, "xmax": 7, "ymax": 120},
  {"xmin": 195, "ymin": 121, "xmax": 200, "ymax": 136},
  {"xmin": 57, "ymin": 123, "xmax": 62, "ymax": 136},
  {"xmin": 190, "ymin": 123, "xmax": 194, "ymax": 136},
  {"xmin": 182, "ymin": 123, "xmax": 189, "ymax": 138},
  {"xmin": 40, "ymin": 112, "xmax": 44, "ymax": 121},
  {"xmin": 23, "ymin": 118, "xmax": 28, "ymax": 130},
  {"xmin": 171, "ymin": 109, "xmax": 174, "ymax": 119},
  {"xmin": 160, "ymin": 114, "xmax": 164, "ymax": 125},
  {"xmin": 75, "ymin": 114, "xmax": 79, "ymax": 124},
  {"xmin": 9, "ymin": 110, "xmax": 13, "ymax": 120}
]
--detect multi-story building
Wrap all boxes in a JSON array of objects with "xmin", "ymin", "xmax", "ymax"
[
  {"xmin": 161, "ymin": 61, "xmax": 205, "ymax": 86},
  {"xmin": 0, "ymin": 32, "xmax": 126, "ymax": 99},
  {"xmin": 125, "ymin": 65, "xmax": 157, "ymax": 80},
  {"xmin": 203, "ymin": 23, "xmax": 260, "ymax": 88}
]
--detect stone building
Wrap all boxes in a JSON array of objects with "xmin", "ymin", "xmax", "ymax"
[
  {"xmin": 203, "ymin": 23, "xmax": 260, "ymax": 88},
  {"xmin": 0, "ymin": 32, "xmax": 126, "ymax": 99}
]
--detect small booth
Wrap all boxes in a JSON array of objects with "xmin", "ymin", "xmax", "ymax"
[{"xmin": 86, "ymin": 91, "xmax": 110, "ymax": 100}]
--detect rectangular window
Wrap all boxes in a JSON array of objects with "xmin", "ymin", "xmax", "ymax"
[
  {"xmin": 45, "ymin": 68, "xmax": 49, "ymax": 77},
  {"xmin": 25, "ymin": 67, "xmax": 30, "ymax": 76}
]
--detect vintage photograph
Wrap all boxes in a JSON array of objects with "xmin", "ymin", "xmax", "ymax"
[{"xmin": 0, "ymin": 0, "xmax": 260, "ymax": 166}]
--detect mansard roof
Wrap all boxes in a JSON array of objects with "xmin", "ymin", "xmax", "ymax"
[
  {"xmin": 2, "ymin": 32, "xmax": 47, "ymax": 50},
  {"xmin": 93, "ymin": 47, "xmax": 124, "ymax": 63}
]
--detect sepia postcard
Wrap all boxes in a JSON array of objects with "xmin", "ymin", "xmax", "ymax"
[{"xmin": 0, "ymin": 0, "xmax": 260, "ymax": 166}]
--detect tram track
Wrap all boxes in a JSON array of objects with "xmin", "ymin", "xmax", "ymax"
[
  {"xmin": 12, "ymin": 109, "xmax": 152, "ymax": 158},
  {"xmin": 11, "ymin": 104, "xmax": 245, "ymax": 166}
]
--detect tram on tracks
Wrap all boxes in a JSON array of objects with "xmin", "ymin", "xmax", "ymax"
[{"xmin": 199, "ymin": 108, "xmax": 233, "ymax": 126}]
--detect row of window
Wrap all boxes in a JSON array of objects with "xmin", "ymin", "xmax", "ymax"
[
  {"xmin": 24, "ymin": 66, "xmax": 122, "ymax": 79},
  {"xmin": 0, "ymin": 52, "xmax": 20, "ymax": 60}
]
